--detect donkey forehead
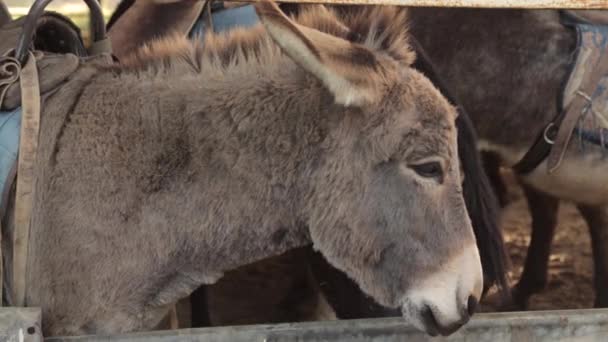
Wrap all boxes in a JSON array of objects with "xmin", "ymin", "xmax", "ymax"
[
  {"xmin": 392, "ymin": 105, "xmax": 457, "ymax": 160},
  {"xmin": 407, "ymin": 70, "xmax": 458, "ymax": 122},
  {"xmin": 382, "ymin": 69, "xmax": 457, "ymax": 128},
  {"xmin": 416, "ymin": 107, "xmax": 456, "ymax": 137},
  {"xmin": 406, "ymin": 126, "xmax": 455, "ymax": 161}
]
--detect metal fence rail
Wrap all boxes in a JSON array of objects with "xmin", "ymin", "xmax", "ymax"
[
  {"xmin": 46, "ymin": 309, "xmax": 608, "ymax": 342},
  {"xmin": 237, "ymin": 0, "xmax": 608, "ymax": 9}
]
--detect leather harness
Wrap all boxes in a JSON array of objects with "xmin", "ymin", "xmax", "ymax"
[
  {"xmin": 513, "ymin": 10, "xmax": 608, "ymax": 174},
  {"xmin": 0, "ymin": 0, "xmax": 111, "ymax": 307}
]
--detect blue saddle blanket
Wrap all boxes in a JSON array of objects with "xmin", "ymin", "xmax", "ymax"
[
  {"xmin": 189, "ymin": 4, "xmax": 259, "ymax": 39},
  {"xmin": 0, "ymin": 107, "xmax": 20, "ymax": 201}
]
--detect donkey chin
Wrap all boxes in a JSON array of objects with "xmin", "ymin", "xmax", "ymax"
[{"xmin": 399, "ymin": 245, "xmax": 484, "ymax": 337}]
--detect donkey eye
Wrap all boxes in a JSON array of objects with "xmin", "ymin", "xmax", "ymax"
[{"xmin": 410, "ymin": 161, "xmax": 444, "ymax": 182}]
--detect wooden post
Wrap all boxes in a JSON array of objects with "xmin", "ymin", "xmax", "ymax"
[{"xmin": 233, "ymin": 0, "xmax": 608, "ymax": 9}]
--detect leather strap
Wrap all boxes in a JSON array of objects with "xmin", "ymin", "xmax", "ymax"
[
  {"xmin": 511, "ymin": 112, "xmax": 562, "ymax": 174},
  {"xmin": 88, "ymin": 37, "xmax": 113, "ymax": 56},
  {"xmin": 546, "ymin": 24, "xmax": 608, "ymax": 172},
  {"xmin": 547, "ymin": 88, "xmax": 600, "ymax": 173},
  {"xmin": 513, "ymin": 18, "xmax": 608, "ymax": 174},
  {"xmin": 13, "ymin": 51, "xmax": 40, "ymax": 307}
]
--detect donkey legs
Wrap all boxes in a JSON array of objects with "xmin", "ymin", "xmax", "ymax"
[
  {"xmin": 190, "ymin": 286, "xmax": 211, "ymax": 327},
  {"xmin": 576, "ymin": 204, "xmax": 608, "ymax": 307},
  {"xmin": 482, "ymin": 152, "xmax": 510, "ymax": 208},
  {"xmin": 189, "ymin": 247, "xmax": 325, "ymax": 327},
  {"xmin": 510, "ymin": 182, "xmax": 560, "ymax": 309}
]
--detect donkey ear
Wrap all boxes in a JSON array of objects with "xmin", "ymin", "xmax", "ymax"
[{"xmin": 254, "ymin": 0, "xmax": 383, "ymax": 107}]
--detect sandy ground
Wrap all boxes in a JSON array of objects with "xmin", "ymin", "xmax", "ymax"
[{"xmin": 482, "ymin": 169, "xmax": 595, "ymax": 311}]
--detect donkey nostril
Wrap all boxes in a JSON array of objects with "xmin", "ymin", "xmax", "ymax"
[{"xmin": 467, "ymin": 295, "xmax": 478, "ymax": 317}]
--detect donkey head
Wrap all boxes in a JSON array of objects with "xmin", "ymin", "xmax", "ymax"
[{"xmin": 256, "ymin": 1, "xmax": 482, "ymax": 336}]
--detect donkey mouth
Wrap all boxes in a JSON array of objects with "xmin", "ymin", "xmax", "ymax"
[
  {"xmin": 400, "ymin": 301, "xmax": 471, "ymax": 337},
  {"xmin": 416, "ymin": 304, "xmax": 470, "ymax": 336}
]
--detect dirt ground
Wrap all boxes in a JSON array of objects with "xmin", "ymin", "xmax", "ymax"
[{"xmin": 482, "ymin": 169, "xmax": 595, "ymax": 311}]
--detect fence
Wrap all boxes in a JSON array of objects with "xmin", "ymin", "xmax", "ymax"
[
  {"xmin": 43, "ymin": 309, "xmax": 608, "ymax": 342},
  {"xmin": 240, "ymin": 0, "xmax": 608, "ymax": 9}
]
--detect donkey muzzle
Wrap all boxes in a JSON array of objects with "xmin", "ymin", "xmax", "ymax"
[{"xmin": 399, "ymin": 243, "xmax": 483, "ymax": 336}]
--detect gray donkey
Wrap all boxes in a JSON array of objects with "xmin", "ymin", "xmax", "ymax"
[{"xmin": 6, "ymin": 1, "xmax": 482, "ymax": 337}]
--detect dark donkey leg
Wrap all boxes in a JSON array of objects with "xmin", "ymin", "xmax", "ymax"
[
  {"xmin": 189, "ymin": 285, "xmax": 211, "ymax": 327},
  {"xmin": 509, "ymin": 182, "xmax": 559, "ymax": 310},
  {"xmin": 576, "ymin": 204, "xmax": 608, "ymax": 307},
  {"xmin": 190, "ymin": 247, "xmax": 326, "ymax": 327},
  {"xmin": 481, "ymin": 151, "xmax": 510, "ymax": 208}
]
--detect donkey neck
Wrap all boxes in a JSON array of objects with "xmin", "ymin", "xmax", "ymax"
[
  {"xmin": 409, "ymin": 8, "xmax": 576, "ymax": 165},
  {"xmin": 109, "ymin": 57, "xmax": 334, "ymax": 275},
  {"xmin": 24, "ymin": 42, "xmax": 341, "ymax": 323}
]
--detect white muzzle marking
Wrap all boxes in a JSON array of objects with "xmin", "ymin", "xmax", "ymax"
[{"xmin": 400, "ymin": 243, "xmax": 483, "ymax": 335}]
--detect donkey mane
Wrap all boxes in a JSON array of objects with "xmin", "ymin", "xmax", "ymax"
[{"xmin": 116, "ymin": 5, "xmax": 414, "ymax": 73}]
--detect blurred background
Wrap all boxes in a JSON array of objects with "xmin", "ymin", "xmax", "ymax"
[
  {"xmin": 5, "ymin": 0, "xmax": 120, "ymax": 16},
  {"xmin": 4, "ymin": 0, "xmax": 121, "ymax": 43}
]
